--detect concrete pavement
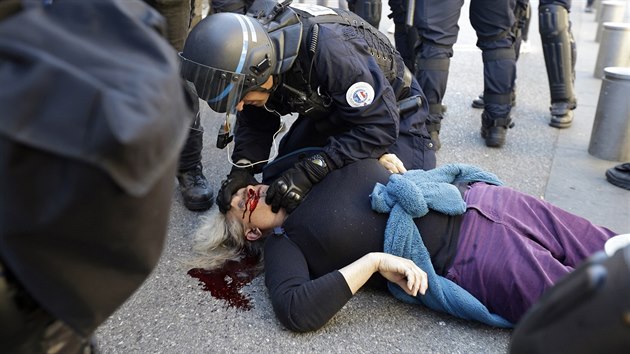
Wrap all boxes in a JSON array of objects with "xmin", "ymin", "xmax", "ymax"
[{"xmin": 94, "ymin": 1, "xmax": 629, "ymax": 353}]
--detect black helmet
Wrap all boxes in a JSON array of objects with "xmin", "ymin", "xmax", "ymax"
[{"xmin": 180, "ymin": 13, "xmax": 276, "ymax": 113}]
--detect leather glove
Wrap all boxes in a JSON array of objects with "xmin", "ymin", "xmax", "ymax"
[
  {"xmin": 216, "ymin": 165, "xmax": 258, "ymax": 214},
  {"xmin": 265, "ymin": 153, "xmax": 332, "ymax": 213}
]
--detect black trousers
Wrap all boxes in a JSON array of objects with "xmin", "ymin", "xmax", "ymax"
[
  {"xmin": 390, "ymin": 0, "xmax": 518, "ymax": 125},
  {"xmin": 144, "ymin": 0, "xmax": 204, "ymax": 171}
]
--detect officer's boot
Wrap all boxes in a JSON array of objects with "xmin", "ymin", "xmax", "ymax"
[
  {"xmin": 472, "ymin": 93, "xmax": 485, "ymax": 108},
  {"xmin": 539, "ymin": 4, "xmax": 577, "ymax": 129},
  {"xmin": 177, "ymin": 163, "xmax": 213, "ymax": 211},
  {"xmin": 481, "ymin": 111, "xmax": 514, "ymax": 148}
]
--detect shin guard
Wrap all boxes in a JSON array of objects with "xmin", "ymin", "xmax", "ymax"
[{"xmin": 539, "ymin": 4, "xmax": 576, "ymax": 106}]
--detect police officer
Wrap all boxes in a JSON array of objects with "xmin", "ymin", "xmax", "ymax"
[
  {"xmin": 180, "ymin": 0, "xmax": 436, "ymax": 214},
  {"xmin": 538, "ymin": 0, "xmax": 576, "ymax": 128},
  {"xmin": 389, "ymin": 0, "xmax": 518, "ymax": 149},
  {"xmin": 472, "ymin": 0, "xmax": 576, "ymax": 130},
  {"xmin": 0, "ymin": 1, "xmax": 193, "ymax": 352},
  {"xmin": 144, "ymin": 0, "xmax": 214, "ymax": 211}
]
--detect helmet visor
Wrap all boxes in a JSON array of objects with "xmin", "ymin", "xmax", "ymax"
[{"xmin": 180, "ymin": 53, "xmax": 246, "ymax": 114}]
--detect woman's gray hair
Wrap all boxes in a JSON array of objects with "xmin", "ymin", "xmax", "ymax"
[{"xmin": 189, "ymin": 208, "xmax": 264, "ymax": 271}]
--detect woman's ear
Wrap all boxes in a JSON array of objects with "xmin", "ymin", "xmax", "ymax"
[{"xmin": 245, "ymin": 227, "xmax": 262, "ymax": 241}]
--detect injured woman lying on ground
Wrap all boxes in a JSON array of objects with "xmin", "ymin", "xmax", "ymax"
[{"xmin": 191, "ymin": 158, "xmax": 618, "ymax": 332}]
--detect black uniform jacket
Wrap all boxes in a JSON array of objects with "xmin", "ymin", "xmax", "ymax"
[{"xmin": 233, "ymin": 5, "xmax": 434, "ymax": 173}]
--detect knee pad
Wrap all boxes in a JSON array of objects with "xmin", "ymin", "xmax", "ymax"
[
  {"xmin": 414, "ymin": 43, "xmax": 452, "ymax": 107},
  {"xmin": 481, "ymin": 47, "xmax": 516, "ymax": 106},
  {"xmin": 414, "ymin": 54, "xmax": 450, "ymax": 106},
  {"xmin": 414, "ymin": 43, "xmax": 451, "ymax": 75}
]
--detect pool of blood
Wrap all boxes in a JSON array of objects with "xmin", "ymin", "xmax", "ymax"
[{"xmin": 187, "ymin": 253, "xmax": 262, "ymax": 310}]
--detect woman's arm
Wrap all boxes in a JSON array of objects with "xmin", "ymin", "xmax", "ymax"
[
  {"xmin": 339, "ymin": 252, "xmax": 427, "ymax": 296},
  {"xmin": 264, "ymin": 235, "xmax": 353, "ymax": 332},
  {"xmin": 264, "ymin": 236, "xmax": 427, "ymax": 332}
]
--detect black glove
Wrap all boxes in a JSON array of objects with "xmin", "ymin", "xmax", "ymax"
[
  {"xmin": 216, "ymin": 165, "xmax": 258, "ymax": 214},
  {"xmin": 265, "ymin": 153, "xmax": 332, "ymax": 213}
]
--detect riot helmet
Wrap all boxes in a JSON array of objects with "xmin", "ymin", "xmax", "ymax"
[{"xmin": 180, "ymin": 13, "xmax": 276, "ymax": 114}]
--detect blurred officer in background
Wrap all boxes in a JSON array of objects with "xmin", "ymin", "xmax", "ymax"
[
  {"xmin": 0, "ymin": 0, "xmax": 193, "ymax": 352},
  {"xmin": 510, "ymin": 244, "xmax": 630, "ymax": 353}
]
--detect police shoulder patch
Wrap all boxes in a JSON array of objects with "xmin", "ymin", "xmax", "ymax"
[{"xmin": 345, "ymin": 82, "xmax": 374, "ymax": 107}]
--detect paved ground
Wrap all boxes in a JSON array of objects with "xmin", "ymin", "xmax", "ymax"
[{"xmin": 95, "ymin": 1, "xmax": 629, "ymax": 353}]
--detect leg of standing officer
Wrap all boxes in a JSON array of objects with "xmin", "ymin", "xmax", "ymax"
[
  {"xmin": 471, "ymin": 0, "xmax": 517, "ymax": 148},
  {"xmin": 538, "ymin": 0, "xmax": 576, "ymax": 128},
  {"xmin": 388, "ymin": 0, "xmax": 418, "ymax": 72},
  {"xmin": 413, "ymin": 0, "xmax": 464, "ymax": 151},
  {"xmin": 584, "ymin": 0, "xmax": 594, "ymax": 12},
  {"xmin": 145, "ymin": 0, "xmax": 214, "ymax": 211},
  {"xmin": 471, "ymin": 0, "xmax": 528, "ymax": 109},
  {"xmin": 347, "ymin": 0, "xmax": 382, "ymax": 28}
]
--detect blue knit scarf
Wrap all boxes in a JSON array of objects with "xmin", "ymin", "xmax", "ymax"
[{"xmin": 370, "ymin": 163, "xmax": 513, "ymax": 328}]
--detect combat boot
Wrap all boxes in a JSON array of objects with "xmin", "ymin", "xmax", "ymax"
[
  {"xmin": 480, "ymin": 112, "xmax": 514, "ymax": 148},
  {"xmin": 605, "ymin": 163, "xmax": 630, "ymax": 190},
  {"xmin": 549, "ymin": 101, "xmax": 575, "ymax": 128},
  {"xmin": 177, "ymin": 163, "xmax": 213, "ymax": 211},
  {"xmin": 472, "ymin": 93, "xmax": 485, "ymax": 108}
]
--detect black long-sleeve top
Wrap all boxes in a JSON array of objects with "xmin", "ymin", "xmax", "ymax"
[{"xmin": 263, "ymin": 159, "xmax": 463, "ymax": 332}]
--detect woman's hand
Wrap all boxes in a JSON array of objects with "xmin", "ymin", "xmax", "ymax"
[
  {"xmin": 375, "ymin": 253, "xmax": 428, "ymax": 297},
  {"xmin": 379, "ymin": 154, "xmax": 407, "ymax": 174},
  {"xmin": 339, "ymin": 253, "xmax": 427, "ymax": 297}
]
